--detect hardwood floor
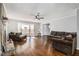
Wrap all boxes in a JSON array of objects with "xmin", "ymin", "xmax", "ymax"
[
  {"xmin": 13, "ymin": 37, "xmax": 64, "ymax": 56},
  {"xmin": 5, "ymin": 36, "xmax": 79, "ymax": 56},
  {"xmin": 15, "ymin": 48, "xmax": 64, "ymax": 56}
]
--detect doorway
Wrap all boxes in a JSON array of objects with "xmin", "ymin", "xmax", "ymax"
[
  {"xmin": 18, "ymin": 23, "xmax": 34, "ymax": 36},
  {"xmin": 18, "ymin": 23, "xmax": 34, "ymax": 43}
]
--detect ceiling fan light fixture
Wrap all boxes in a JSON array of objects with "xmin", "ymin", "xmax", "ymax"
[{"xmin": 35, "ymin": 12, "xmax": 44, "ymax": 20}]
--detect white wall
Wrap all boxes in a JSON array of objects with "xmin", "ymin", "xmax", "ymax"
[
  {"xmin": 50, "ymin": 15, "xmax": 77, "ymax": 32},
  {"xmin": 77, "ymin": 9, "xmax": 79, "ymax": 49},
  {"xmin": 7, "ymin": 20, "xmax": 18, "ymax": 33}
]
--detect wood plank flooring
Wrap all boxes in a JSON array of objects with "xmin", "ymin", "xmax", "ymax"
[
  {"xmin": 5, "ymin": 36, "xmax": 79, "ymax": 56},
  {"xmin": 14, "ymin": 37, "xmax": 64, "ymax": 56}
]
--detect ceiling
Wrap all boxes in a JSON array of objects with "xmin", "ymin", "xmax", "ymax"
[{"xmin": 3, "ymin": 3, "xmax": 79, "ymax": 22}]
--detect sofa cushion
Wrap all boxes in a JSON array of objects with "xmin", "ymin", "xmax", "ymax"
[
  {"xmin": 54, "ymin": 36, "xmax": 61, "ymax": 38},
  {"xmin": 65, "ymin": 34, "xmax": 73, "ymax": 41},
  {"xmin": 56, "ymin": 32, "xmax": 65, "ymax": 36},
  {"xmin": 51, "ymin": 31, "xmax": 57, "ymax": 36}
]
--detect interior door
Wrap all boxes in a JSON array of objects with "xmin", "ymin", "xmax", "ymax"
[{"xmin": 42, "ymin": 23, "xmax": 50, "ymax": 35}]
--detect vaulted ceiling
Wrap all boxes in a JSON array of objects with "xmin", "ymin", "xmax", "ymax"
[{"xmin": 4, "ymin": 3, "xmax": 79, "ymax": 22}]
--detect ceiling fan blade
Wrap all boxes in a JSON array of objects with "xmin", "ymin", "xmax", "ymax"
[
  {"xmin": 40, "ymin": 17, "xmax": 44, "ymax": 19},
  {"xmin": 35, "ymin": 16, "xmax": 38, "ymax": 19},
  {"xmin": 34, "ymin": 12, "xmax": 44, "ymax": 20}
]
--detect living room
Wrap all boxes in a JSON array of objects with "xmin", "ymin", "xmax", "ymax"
[{"xmin": 0, "ymin": 3, "xmax": 79, "ymax": 56}]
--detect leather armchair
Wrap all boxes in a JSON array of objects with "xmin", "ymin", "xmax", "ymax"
[{"xmin": 9, "ymin": 32, "xmax": 27, "ymax": 42}]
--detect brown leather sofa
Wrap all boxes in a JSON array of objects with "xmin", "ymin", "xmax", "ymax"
[
  {"xmin": 50, "ymin": 31, "xmax": 77, "ymax": 55},
  {"xmin": 9, "ymin": 32, "xmax": 27, "ymax": 42}
]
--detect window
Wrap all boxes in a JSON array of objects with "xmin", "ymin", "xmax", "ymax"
[{"xmin": 18, "ymin": 23, "xmax": 34, "ymax": 36}]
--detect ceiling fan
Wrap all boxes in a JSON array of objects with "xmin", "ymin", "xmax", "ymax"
[{"xmin": 35, "ymin": 12, "xmax": 44, "ymax": 20}]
